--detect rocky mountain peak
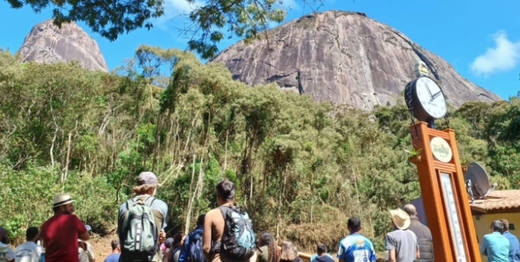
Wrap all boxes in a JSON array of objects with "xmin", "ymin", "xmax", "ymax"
[
  {"xmin": 211, "ymin": 11, "xmax": 502, "ymax": 110},
  {"xmin": 17, "ymin": 20, "xmax": 108, "ymax": 72}
]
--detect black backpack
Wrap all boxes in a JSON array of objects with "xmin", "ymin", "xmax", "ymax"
[{"xmin": 218, "ymin": 206, "xmax": 256, "ymax": 260}]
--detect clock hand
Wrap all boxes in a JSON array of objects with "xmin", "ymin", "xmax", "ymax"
[
  {"xmin": 431, "ymin": 91, "xmax": 442, "ymax": 100},
  {"xmin": 426, "ymin": 83, "xmax": 434, "ymax": 99}
]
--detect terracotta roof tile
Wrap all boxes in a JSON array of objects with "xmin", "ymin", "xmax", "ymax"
[{"xmin": 470, "ymin": 190, "xmax": 520, "ymax": 213}]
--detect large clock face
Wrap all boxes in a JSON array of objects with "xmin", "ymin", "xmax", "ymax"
[{"xmin": 414, "ymin": 77, "xmax": 447, "ymax": 119}]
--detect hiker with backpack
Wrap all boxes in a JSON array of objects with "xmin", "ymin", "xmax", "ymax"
[
  {"xmin": 117, "ymin": 171, "xmax": 169, "ymax": 262},
  {"xmin": 203, "ymin": 180, "xmax": 257, "ymax": 262},
  {"xmin": 179, "ymin": 215, "xmax": 206, "ymax": 262}
]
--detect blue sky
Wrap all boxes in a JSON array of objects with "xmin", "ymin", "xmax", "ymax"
[{"xmin": 1, "ymin": 0, "xmax": 519, "ymax": 99}]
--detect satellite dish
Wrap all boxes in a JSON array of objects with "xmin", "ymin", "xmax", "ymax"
[{"xmin": 464, "ymin": 162, "xmax": 497, "ymax": 201}]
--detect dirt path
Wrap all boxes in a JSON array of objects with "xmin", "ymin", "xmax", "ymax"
[{"xmin": 90, "ymin": 234, "xmax": 118, "ymax": 261}]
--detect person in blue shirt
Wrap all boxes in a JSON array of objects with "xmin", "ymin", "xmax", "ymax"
[
  {"xmin": 500, "ymin": 219, "xmax": 520, "ymax": 262},
  {"xmin": 104, "ymin": 240, "xmax": 120, "ymax": 262},
  {"xmin": 337, "ymin": 217, "xmax": 377, "ymax": 262},
  {"xmin": 481, "ymin": 220, "xmax": 510, "ymax": 262}
]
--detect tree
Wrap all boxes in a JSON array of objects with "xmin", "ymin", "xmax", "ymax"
[
  {"xmin": 6, "ymin": 0, "xmax": 322, "ymax": 59},
  {"xmin": 6, "ymin": 0, "xmax": 163, "ymax": 40},
  {"xmin": 187, "ymin": 0, "xmax": 286, "ymax": 59}
]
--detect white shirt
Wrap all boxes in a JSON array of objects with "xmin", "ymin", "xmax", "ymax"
[
  {"xmin": 78, "ymin": 241, "xmax": 95, "ymax": 262},
  {"xmin": 0, "ymin": 243, "xmax": 16, "ymax": 262},
  {"xmin": 14, "ymin": 242, "xmax": 42, "ymax": 262}
]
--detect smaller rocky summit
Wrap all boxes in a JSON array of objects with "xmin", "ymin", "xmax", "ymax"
[{"xmin": 18, "ymin": 20, "xmax": 108, "ymax": 72}]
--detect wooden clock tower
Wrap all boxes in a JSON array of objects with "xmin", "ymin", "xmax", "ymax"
[{"xmin": 404, "ymin": 63, "xmax": 481, "ymax": 262}]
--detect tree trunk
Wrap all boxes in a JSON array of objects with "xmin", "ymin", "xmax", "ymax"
[
  {"xmin": 62, "ymin": 121, "xmax": 78, "ymax": 184},
  {"xmin": 185, "ymin": 155, "xmax": 197, "ymax": 234}
]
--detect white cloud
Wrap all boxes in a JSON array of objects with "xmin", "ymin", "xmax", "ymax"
[
  {"xmin": 154, "ymin": 0, "xmax": 203, "ymax": 28},
  {"xmin": 153, "ymin": 0, "xmax": 300, "ymax": 32},
  {"xmin": 166, "ymin": 0, "xmax": 202, "ymax": 15},
  {"xmin": 470, "ymin": 31, "xmax": 520, "ymax": 76}
]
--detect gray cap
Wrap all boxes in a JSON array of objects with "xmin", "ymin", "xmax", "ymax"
[
  {"xmin": 138, "ymin": 172, "xmax": 159, "ymax": 186},
  {"xmin": 165, "ymin": 237, "xmax": 174, "ymax": 247}
]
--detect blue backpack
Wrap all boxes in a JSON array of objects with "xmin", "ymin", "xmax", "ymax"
[
  {"xmin": 218, "ymin": 206, "xmax": 256, "ymax": 260},
  {"xmin": 187, "ymin": 228, "xmax": 207, "ymax": 262}
]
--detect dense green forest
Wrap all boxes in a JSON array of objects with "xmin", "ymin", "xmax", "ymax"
[{"xmin": 0, "ymin": 46, "xmax": 519, "ymax": 252}]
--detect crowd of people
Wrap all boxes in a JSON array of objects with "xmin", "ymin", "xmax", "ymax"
[{"xmin": 1, "ymin": 171, "xmax": 520, "ymax": 262}]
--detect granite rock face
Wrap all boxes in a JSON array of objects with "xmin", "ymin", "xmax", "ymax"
[
  {"xmin": 211, "ymin": 11, "xmax": 502, "ymax": 110},
  {"xmin": 18, "ymin": 20, "xmax": 108, "ymax": 72}
]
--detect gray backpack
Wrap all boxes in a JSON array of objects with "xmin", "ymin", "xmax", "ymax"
[{"xmin": 119, "ymin": 196, "xmax": 159, "ymax": 261}]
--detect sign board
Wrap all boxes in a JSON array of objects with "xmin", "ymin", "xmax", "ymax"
[{"xmin": 431, "ymin": 137, "xmax": 453, "ymax": 163}]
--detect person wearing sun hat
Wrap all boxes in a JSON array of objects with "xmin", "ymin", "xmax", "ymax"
[
  {"xmin": 40, "ymin": 193, "xmax": 90, "ymax": 262},
  {"xmin": 385, "ymin": 208, "xmax": 419, "ymax": 262}
]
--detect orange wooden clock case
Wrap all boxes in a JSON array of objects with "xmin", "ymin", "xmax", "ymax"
[{"xmin": 409, "ymin": 121, "xmax": 481, "ymax": 262}]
